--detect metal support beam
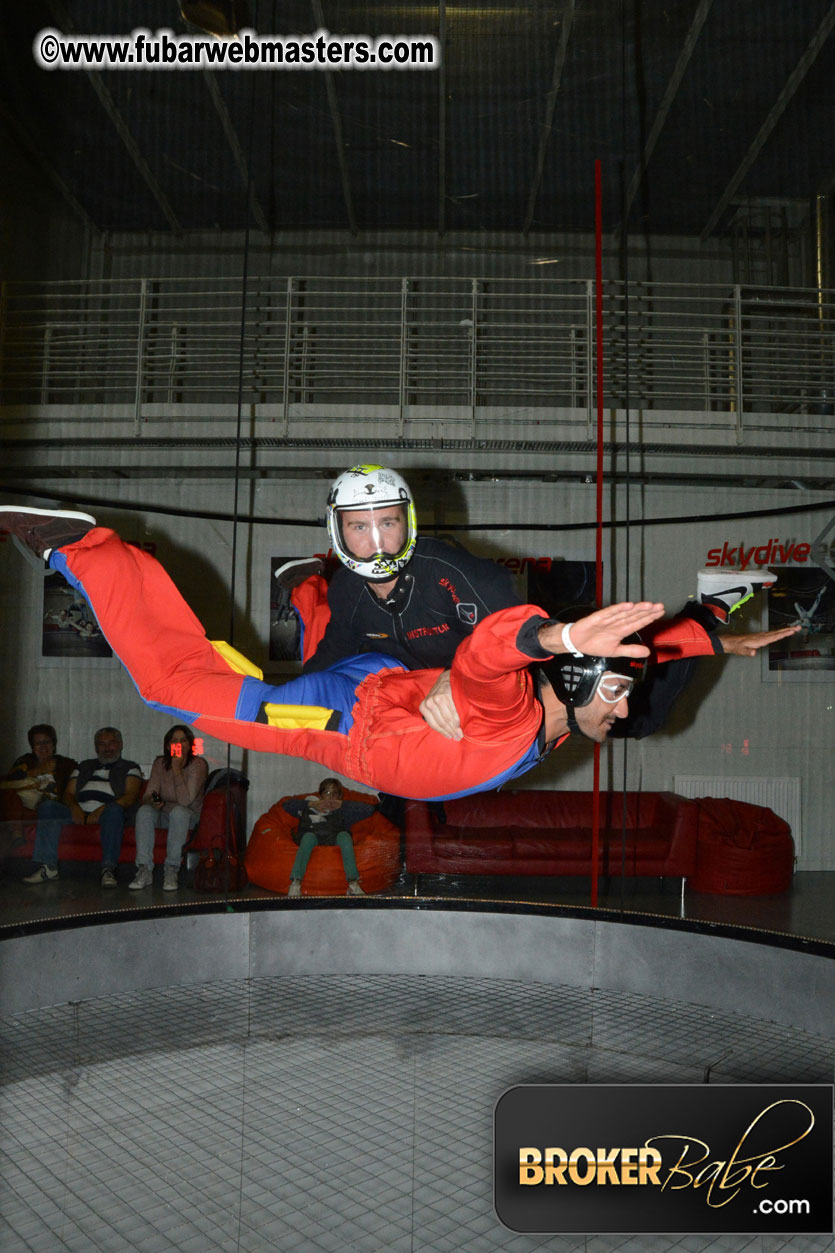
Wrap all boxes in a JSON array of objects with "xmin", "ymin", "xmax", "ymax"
[
  {"xmin": 619, "ymin": 0, "xmax": 713, "ymax": 232},
  {"xmin": 203, "ymin": 72, "xmax": 269, "ymax": 232},
  {"xmin": 46, "ymin": 0, "xmax": 182, "ymax": 234},
  {"xmin": 522, "ymin": 0, "xmax": 576, "ymax": 235},
  {"xmin": 134, "ymin": 277, "xmax": 148, "ymax": 434},
  {"xmin": 810, "ymin": 514, "xmax": 835, "ymax": 585},
  {"xmin": 701, "ymin": 3, "xmax": 835, "ymax": 240},
  {"xmin": 311, "ymin": 0, "xmax": 358, "ymax": 235},
  {"xmin": 4, "ymin": 458, "xmax": 834, "ymax": 493},
  {"xmin": 438, "ymin": 0, "xmax": 447, "ymax": 236},
  {"xmin": 398, "ymin": 277, "xmax": 409, "ymax": 433}
]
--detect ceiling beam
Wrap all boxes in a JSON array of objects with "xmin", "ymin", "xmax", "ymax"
[
  {"xmin": 310, "ymin": 0, "xmax": 358, "ymax": 235},
  {"xmin": 5, "ymin": 467, "xmax": 833, "ymax": 491},
  {"xmin": 0, "ymin": 101, "xmax": 99, "ymax": 235},
  {"xmin": 701, "ymin": 3, "xmax": 835, "ymax": 240},
  {"xmin": 618, "ymin": 0, "xmax": 713, "ymax": 233},
  {"xmin": 522, "ymin": 0, "xmax": 576, "ymax": 235},
  {"xmin": 202, "ymin": 71, "xmax": 269, "ymax": 232},
  {"xmin": 46, "ymin": 0, "xmax": 181, "ymax": 234}
]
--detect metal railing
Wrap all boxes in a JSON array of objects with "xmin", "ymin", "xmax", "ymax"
[{"xmin": 1, "ymin": 276, "xmax": 833, "ymax": 431}]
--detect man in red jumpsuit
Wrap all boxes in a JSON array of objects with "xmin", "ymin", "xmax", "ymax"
[{"xmin": 1, "ymin": 506, "xmax": 797, "ymax": 803}]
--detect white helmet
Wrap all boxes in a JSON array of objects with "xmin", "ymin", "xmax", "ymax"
[{"xmin": 327, "ymin": 464, "xmax": 417, "ymax": 582}]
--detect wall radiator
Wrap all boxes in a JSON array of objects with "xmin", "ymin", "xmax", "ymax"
[{"xmin": 672, "ymin": 776, "xmax": 802, "ymax": 858}]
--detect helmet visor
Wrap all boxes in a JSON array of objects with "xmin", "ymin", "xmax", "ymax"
[{"xmin": 335, "ymin": 504, "xmax": 411, "ymax": 567}]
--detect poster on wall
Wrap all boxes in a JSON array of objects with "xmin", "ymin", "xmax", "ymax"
[
  {"xmin": 41, "ymin": 569, "xmax": 112, "ymax": 661},
  {"xmin": 763, "ymin": 567, "xmax": 835, "ymax": 681}
]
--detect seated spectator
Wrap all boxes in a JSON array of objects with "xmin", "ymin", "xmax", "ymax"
[
  {"xmin": 0, "ymin": 725, "xmax": 76, "ymax": 857},
  {"xmin": 23, "ymin": 726, "xmax": 142, "ymax": 888},
  {"xmin": 1, "ymin": 724, "xmax": 76, "ymax": 818},
  {"xmin": 284, "ymin": 778, "xmax": 375, "ymax": 897},
  {"xmin": 129, "ymin": 724, "xmax": 208, "ymax": 893}
]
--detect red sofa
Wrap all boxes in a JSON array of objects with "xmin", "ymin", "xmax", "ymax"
[
  {"xmin": 404, "ymin": 790, "xmax": 699, "ymax": 881},
  {"xmin": 10, "ymin": 774, "xmax": 248, "ymax": 867}
]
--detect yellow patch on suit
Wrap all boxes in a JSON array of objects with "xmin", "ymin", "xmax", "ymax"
[
  {"xmin": 261, "ymin": 703, "xmax": 336, "ymax": 731},
  {"xmin": 210, "ymin": 640, "xmax": 263, "ymax": 680}
]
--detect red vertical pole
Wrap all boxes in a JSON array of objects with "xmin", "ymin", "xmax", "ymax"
[{"xmin": 591, "ymin": 160, "xmax": 605, "ymax": 907}]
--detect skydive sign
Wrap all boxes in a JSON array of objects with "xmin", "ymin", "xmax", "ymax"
[
  {"xmin": 494, "ymin": 1084, "xmax": 833, "ymax": 1234},
  {"xmin": 703, "ymin": 539, "xmax": 814, "ymax": 567}
]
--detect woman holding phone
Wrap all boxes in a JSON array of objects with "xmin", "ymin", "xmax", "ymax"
[{"xmin": 129, "ymin": 724, "xmax": 208, "ymax": 892}]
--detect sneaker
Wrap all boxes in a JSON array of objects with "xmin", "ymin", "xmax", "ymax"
[
  {"xmin": 696, "ymin": 568, "xmax": 776, "ymax": 624},
  {"xmin": 0, "ymin": 505, "xmax": 96, "ymax": 569},
  {"xmin": 273, "ymin": 558, "xmax": 325, "ymax": 631},
  {"xmin": 128, "ymin": 865, "xmax": 153, "ymax": 891},
  {"xmin": 346, "ymin": 880, "xmax": 365, "ymax": 896},
  {"xmin": 100, "ymin": 868, "xmax": 118, "ymax": 888},
  {"xmin": 274, "ymin": 557, "xmax": 325, "ymax": 592},
  {"xmin": 23, "ymin": 864, "xmax": 58, "ymax": 884},
  {"xmin": 287, "ymin": 879, "xmax": 302, "ymax": 898},
  {"xmin": 162, "ymin": 866, "xmax": 179, "ymax": 892}
]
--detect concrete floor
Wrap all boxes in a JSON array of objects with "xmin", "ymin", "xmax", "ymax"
[{"xmin": 2, "ymin": 865, "xmax": 833, "ymax": 948}]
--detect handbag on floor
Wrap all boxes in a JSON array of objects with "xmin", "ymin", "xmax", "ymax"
[{"xmin": 193, "ymin": 843, "xmax": 248, "ymax": 893}]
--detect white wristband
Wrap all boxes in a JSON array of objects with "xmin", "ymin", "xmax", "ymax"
[{"xmin": 561, "ymin": 622, "xmax": 584, "ymax": 657}]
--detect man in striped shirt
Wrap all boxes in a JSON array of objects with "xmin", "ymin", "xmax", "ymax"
[{"xmin": 24, "ymin": 726, "xmax": 142, "ymax": 888}]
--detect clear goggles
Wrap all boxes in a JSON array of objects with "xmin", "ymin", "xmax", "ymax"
[{"xmin": 594, "ymin": 674, "xmax": 635, "ymax": 705}]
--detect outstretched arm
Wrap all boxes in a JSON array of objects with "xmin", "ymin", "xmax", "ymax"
[
  {"xmin": 537, "ymin": 601, "xmax": 665, "ymax": 658},
  {"xmin": 718, "ymin": 624, "xmax": 801, "ymax": 657},
  {"xmin": 419, "ymin": 600, "xmax": 666, "ymax": 741}
]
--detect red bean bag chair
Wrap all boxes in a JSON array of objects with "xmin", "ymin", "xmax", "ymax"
[
  {"xmin": 245, "ymin": 788, "xmax": 401, "ymax": 895},
  {"xmin": 690, "ymin": 797, "xmax": 794, "ymax": 895}
]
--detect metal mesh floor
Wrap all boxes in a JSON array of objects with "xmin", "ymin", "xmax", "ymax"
[{"xmin": 1, "ymin": 974, "xmax": 833, "ymax": 1252}]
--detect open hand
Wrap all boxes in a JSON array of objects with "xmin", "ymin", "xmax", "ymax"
[
  {"xmin": 719, "ymin": 624, "xmax": 801, "ymax": 657},
  {"xmin": 539, "ymin": 602, "xmax": 665, "ymax": 659}
]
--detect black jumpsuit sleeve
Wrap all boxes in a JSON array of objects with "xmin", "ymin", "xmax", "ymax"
[{"xmin": 301, "ymin": 574, "xmax": 365, "ymax": 673}]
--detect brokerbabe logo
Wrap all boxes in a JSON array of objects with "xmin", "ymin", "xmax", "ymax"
[{"xmin": 494, "ymin": 1084, "xmax": 833, "ymax": 1234}]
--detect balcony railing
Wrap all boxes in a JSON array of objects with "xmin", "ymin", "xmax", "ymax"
[{"xmin": 1, "ymin": 277, "xmax": 832, "ymax": 435}]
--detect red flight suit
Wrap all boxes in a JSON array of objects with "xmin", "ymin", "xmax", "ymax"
[{"xmin": 51, "ymin": 528, "xmax": 715, "ymax": 801}]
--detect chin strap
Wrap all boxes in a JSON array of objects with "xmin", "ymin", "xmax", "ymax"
[
  {"xmin": 566, "ymin": 701, "xmax": 600, "ymax": 741},
  {"xmin": 538, "ymin": 667, "xmax": 585, "ymax": 740}
]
